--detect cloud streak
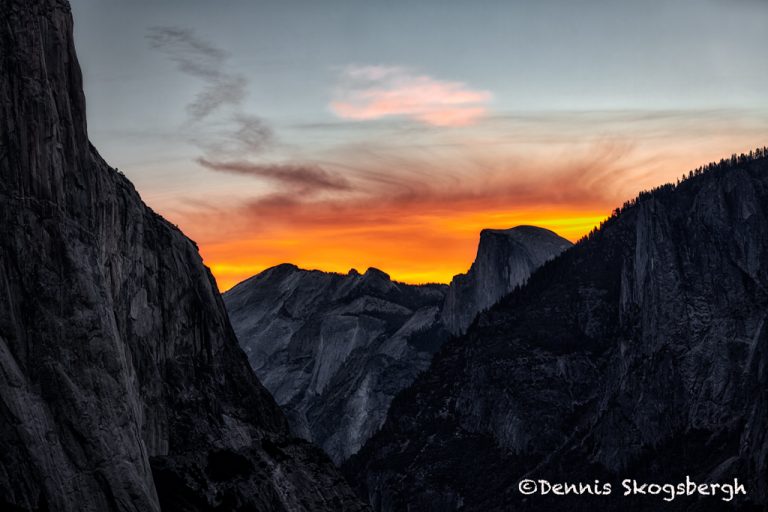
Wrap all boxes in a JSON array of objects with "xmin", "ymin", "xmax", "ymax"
[
  {"xmin": 197, "ymin": 158, "xmax": 352, "ymax": 193},
  {"xmin": 149, "ymin": 27, "xmax": 348, "ymax": 195},
  {"xmin": 159, "ymin": 107, "xmax": 768, "ymax": 291},
  {"xmin": 172, "ymin": 142, "xmax": 628, "ymax": 291},
  {"xmin": 191, "ymin": 114, "xmax": 276, "ymax": 158},
  {"xmin": 330, "ymin": 66, "xmax": 492, "ymax": 127},
  {"xmin": 147, "ymin": 27, "xmax": 247, "ymax": 120}
]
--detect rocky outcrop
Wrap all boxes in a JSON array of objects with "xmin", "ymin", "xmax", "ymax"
[
  {"xmin": 0, "ymin": 1, "xmax": 366, "ymax": 510},
  {"xmin": 224, "ymin": 228, "xmax": 569, "ymax": 464},
  {"xmin": 224, "ymin": 265, "xmax": 449, "ymax": 463},
  {"xmin": 441, "ymin": 226, "xmax": 572, "ymax": 334},
  {"xmin": 345, "ymin": 153, "xmax": 768, "ymax": 511}
]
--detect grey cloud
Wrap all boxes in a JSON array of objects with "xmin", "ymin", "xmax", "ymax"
[
  {"xmin": 147, "ymin": 26, "xmax": 246, "ymax": 120},
  {"xmin": 231, "ymin": 114, "xmax": 275, "ymax": 153},
  {"xmin": 197, "ymin": 158, "xmax": 352, "ymax": 193},
  {"xmin": 192, "ymin": 114, "xmax": 276, "ymax": 158},
  {"xmin": 149, "ymin": 27, "xmax": 351, "ymax": 195}
]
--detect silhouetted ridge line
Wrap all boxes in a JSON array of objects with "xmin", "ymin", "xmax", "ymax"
[
  {"xmin": 345, "ymin": 149, "xmax": 768, "ymax": 511},
  {"xmin": 578, "ymin": 148, "xmax": 768, "ymax": 245}
]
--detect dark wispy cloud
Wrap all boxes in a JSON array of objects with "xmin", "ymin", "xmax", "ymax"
[
  {"xmin": 230, "ymin": 115, "xmax": 275, "ymax": 153},
  {"xmin": 197, "ymin": 158, "xmax": 352, "ymax": 192},
  {"xmin": 159, "ymin": 109, "xmax": 768, "ymax": 290},
  {"xmin": 191, "ymin": 114, "xmax": 275, "ymax": 158},
  {"xmin": 178, "ymin": 139, "xmax": 638, "ymax": 240},
  {"xmin": 148, "ymin": 26, "xmax": 350, "ymax": 196},
  {"xmin": 147, "ymin": 27, "xmax": 247, "ymax": 120}
]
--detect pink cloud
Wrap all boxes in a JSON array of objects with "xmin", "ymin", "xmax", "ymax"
[{"xmin": 330, "ymin": 66, "xmax": 492, "ymax": 127}]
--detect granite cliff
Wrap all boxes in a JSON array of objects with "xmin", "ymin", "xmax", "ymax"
[
  {"xmin": 0, "ymin": 1, "xmax": 366, "ymax": 510},
  {"xmin": 224, "ymin": 265, "xmax": 449, "ymax": 464},
  {"xmin": 224, "ymin": 228, "xmax": 570, "ymax": 463},
  {"xmin": 441, "ymin": 226, "xmax": 572, "ymax": 335},
  {"xmin": 345, "ymin": 152, "xmax": 768, "ymax": 511}
]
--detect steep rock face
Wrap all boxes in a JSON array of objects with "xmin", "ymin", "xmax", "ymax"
[
  {"xmin": 0, "ymin": 1, "xmax": 366, "ymax": 511},
  {"xmin": 441, "ymin": 226, "xmax": 572, "ymax": 334},
  {"xmin": 224, "ymin": 265, "xmax": 448, "ymax": 463},
  {"xmin": 225, "ymin": 227, "xmax": 570, "ymax": 464},
  {"xmin": 345, "ymin": 155, "xmax": 768, "ymax": 511}
]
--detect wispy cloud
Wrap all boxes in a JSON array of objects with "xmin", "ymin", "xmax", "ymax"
[
  {"xmin": 171, "ymin": 140, "xmax": 632, "ymax": 290},
  {"xmin": 149, "ymin": 27, "xmax": 349, "ymax": 196},
  {"xmin": 147, "ymin": 27, "xmax": 247, "ymax": 120},
  {"xmin": 191, "ymin": 114, "xmax": 275, "ymax": 158},
  {"xmin": 155, "ymin": 108, "xmax": 768, "ymax": 290},
  {"xmin": 330, "ymin": 66, "xmax": 492, "ymax": 127},
  {"xmin": 176, "ymin": 138, "xmax": 639, "ymax": 247},
  {"xmin": 196, "ymin": 158, "xmax": 352, "ymax": 193}
]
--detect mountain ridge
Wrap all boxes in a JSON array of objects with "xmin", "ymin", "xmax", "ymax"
[
  {"xmin": 344, "ymin": 149, "xmax": 768, "ymax": 511},
  {"xmin": 224, "ymin": 225, "xmax": 571, "ymax": 463},
  {"xmin": 223, "ymin": 261, "xmax": 449, "ymax": 463},
  {"xmin": 441, "ymin": 225, "xmax": 573, "ymax": 334}
]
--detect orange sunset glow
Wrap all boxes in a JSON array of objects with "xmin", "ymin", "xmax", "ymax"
[
  {"xmin": 73, "ymin": 4, "xmax": 768, "ymax": 294},
  {"xmin": 200, "ymin": 209, "xmax": 609, "ymax": 291},
  {"xmin": 144, "ymin": 125, "xmax": 766, "ymax": 292}
]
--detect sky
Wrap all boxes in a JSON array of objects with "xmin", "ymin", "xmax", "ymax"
[{"xmin": 69, "ymin": 0, "xmax": 768, "ymax": 291}]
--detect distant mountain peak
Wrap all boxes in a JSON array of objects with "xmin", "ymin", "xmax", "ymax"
[
  {"xmin": 481, "ymin": 224, "xmax": 562, "ymax": 238},
  {"xmin": 363, "ymin": 267, "xmax": 391, "ymax": 280},
  {"xmin": 266, "ymin": 262, "xmax": 301, "ymax": 275},
  {"xmin": 224, "ymin": 224, "xmax": 570, "ymax": 463},
  {"xmin": 223, "ymin": 262, "xmax": 448, "ymax": 463},
  {"xmin": 441, "ymin": 224, "xmax": 572, "ymax": 335}
]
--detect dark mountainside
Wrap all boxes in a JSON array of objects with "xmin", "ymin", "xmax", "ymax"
[
  {"xmin": 224, "ymin": 229, "xmax": 570, "ymax": 464},
  {"xmin": 0, "ymin": 1, "xmax": 366, "ymax": 510},
  {"xmin": 441, "ymin": 226, "xmax": 573, "ymax": 335},
  {"xmin": 345, "ymin": 152, "xmax": 768, "ymax": 511}
]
